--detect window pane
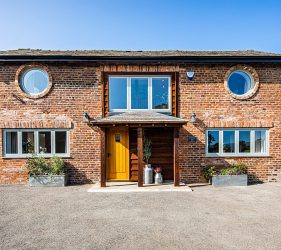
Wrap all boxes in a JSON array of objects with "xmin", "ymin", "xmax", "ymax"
[
  {"xmin": 6, "ymin": 132, "xmax": 18, "ymax": 154},
  {"xmin": 255, "ymin": 131, "xmax": 266, "ymax": 153},
  {"xmin": 55, "ymin": 131, "xmax": 67, "ymax": 154},
  {"xmin": 152, "ymin": 78, "xmax": 169, "ymax": 109},
  {"xmin": 239, "ymin": 131, "xmax": 251, "ymax": 153},
  {"xmin": 21, "ymin": 69, "xmax": 49, "ymax": 95},
  {"xmin": 109, "ymin": 78, "xmax": 127, "ymax": 110},
  {"xmin": 228, "ymin": 71, "xmax": 252, "ymax": 95},
  {"xmin": 223, "ymin": 131, "xmax": 235, "ymax": 153},
  {"xmin": 131, "ymin": 78, "xmax": 148, "ymax": 109},
  {"xmin": 22, "ymin": 132, "xmax": 34, "ymax": 154},
  {"xmin": 208, "ymin": 131, "xmax": 219, "ymax": 153},
  {"xmin": 39, "ymin": 132, "xmax": 51, "ymax": 154}
]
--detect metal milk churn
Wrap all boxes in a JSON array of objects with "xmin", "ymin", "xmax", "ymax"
[{"xmin": 143, "ymin": 164, "xmax": 153, "ymax": 184}]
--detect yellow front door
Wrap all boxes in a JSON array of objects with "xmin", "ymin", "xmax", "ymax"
[{"xmin": 107, "ymin": 127, "xmax": 129, "ymax": 180}]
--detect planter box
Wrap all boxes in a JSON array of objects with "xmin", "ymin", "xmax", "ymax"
[
  {"xmin": 29, "ymin": 175, "xmax": 67, "ymax": 187},
  {"xmin": 212, "ymin": 174, "xmax": 247, "ymax": 187}
]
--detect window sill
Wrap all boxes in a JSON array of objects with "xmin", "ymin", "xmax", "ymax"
[
  {"xmin": 108, "ymin": 110, "xmax": 172, "ymax": 114},
  {"xmin": 2, "ymin": 154, "xmax": 71, "ymax": 159},
  {"xmin": 206, "ymin": 154, "xmax": 270, "ymax": 158}
]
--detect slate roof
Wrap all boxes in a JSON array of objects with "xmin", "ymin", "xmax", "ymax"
[
  {"xmin": 90, "ymin": 112, "xmax": 187, "ymax": 125},
  {"xmin": 0, "ymin": 49, "xmax": 280, "ymax": 57}
]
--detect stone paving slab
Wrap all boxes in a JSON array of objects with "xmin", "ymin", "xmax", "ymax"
[{"xmin": 87, "ymin": 181, "xmax": 192, "ymax": 193}]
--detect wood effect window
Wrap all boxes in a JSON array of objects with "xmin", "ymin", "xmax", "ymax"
[
  {"xmin": 108, "ymin": 76, "xmax": 171, "ymax": 112},
  {"xmin": 3, "ymin": 129, "xmax": 69, "ymax": 158},
  {"xmin": 206, "ymin": 129, "xmax": 269, "ymax": 157}
]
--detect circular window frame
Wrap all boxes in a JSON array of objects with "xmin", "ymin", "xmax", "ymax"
[
  {"xmin": 15, "ymin": 64, "xmax": 52, "ymax": 99},
  {"xmin": 224, "ymin": 65, "xmax": 259, "ymax": 100}
]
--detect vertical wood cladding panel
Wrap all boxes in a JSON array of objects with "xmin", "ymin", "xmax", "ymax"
[{"xmin": 129, "ymin": 128, "xmax": 174, "ymax": 181}]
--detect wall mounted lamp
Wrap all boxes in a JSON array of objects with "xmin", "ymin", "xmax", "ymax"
[
  {"xmin": 186, "ymin": 71, "xmax": 195, "ymax": 80},
  {"xmin": 83, "ymin": 112, "xmax": 90, "ymax": 122},
  {"xmin": 190, "ymin": 112, "xmax": 196, "ymax": 123}
]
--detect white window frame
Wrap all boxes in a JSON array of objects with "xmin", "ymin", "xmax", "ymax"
[
  {"xmin": 21, "ymin": 68, "xmax": 49, "ymax": 96},
  {"xmin": 3, "ymin": 129, "xmax": 70, "ymax": 158},
  {"xmin": 227, "ymin": 70, "xmax": 254, "ymax": 97},
  {"xmin": 206, "ymin": 128, "xmax": 269, "ymax": 157},
  {"xmin": 108, "ymin": 76, "xmax": 171, "ymax": 113}
]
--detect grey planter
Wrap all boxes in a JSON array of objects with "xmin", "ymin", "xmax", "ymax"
[
  {"xmin": 212, "ymin": 174, "xmax": 247, "ymax": 187},
  {"xmin": 29, "ymin": 174, "xmax": 67, "ymax": 187}
]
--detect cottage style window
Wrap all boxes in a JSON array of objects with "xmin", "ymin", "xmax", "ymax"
[
  {"xmin": 3, "ymin": 129, "xmax": 69, "ymax": 158},
  {"xmin": 20, "ymin": 68, "xmax": 49, "ymax": 96},
  {"xmin": 206, "ymin": 129, "xmax": 268, "ymax": 157},
  {"xmin": 108, "ymin": 76, "xmax": 171, "ymax": 112},
  {"xmin": 227, "ymin": 71, "xmax": 253, "ymax": 96}
]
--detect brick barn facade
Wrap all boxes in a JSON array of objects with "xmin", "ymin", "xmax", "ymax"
[{"xmin": 0, "ymin": 49, "xmax": 281, "ymax": 185}]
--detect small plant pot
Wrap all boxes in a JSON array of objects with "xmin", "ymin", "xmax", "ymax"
[{"xmin": 29, "ymin": 174, "xmax": 67, "ymax": 187}]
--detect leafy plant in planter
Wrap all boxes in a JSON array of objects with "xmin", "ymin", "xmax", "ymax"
[
  {"xmin": 26, "ymin": 155, "xmax": 67, "ymax": 187},
  {"xmin": 203, "ymin": 162, "xmax": 248, "ymax": 187},
  {"xmin": 202, "ymin": 166, "xmax": 216, "ymax": 182},
  {"xmin": 50, "ymin": 156, "xmax": 65, "ymax": 175},
  {"xmin": 143, "ymin": 135, "xmax": 153, "ymax": 184},
  {"xmin": 219, "ymin": 163, "xmax": 247, "ymax": 176},
  {"xmin": 143, "ymin": 136, "xmax": 152, "ymax": 165},
  {"xmin": 26, "ymin": 156, "xmax": 50, "ymax": 176}
]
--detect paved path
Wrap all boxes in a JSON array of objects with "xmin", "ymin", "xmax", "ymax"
[
  {"xmin": 1, "ymin": 183, "xmax": 281, "ymax": 250},
  {"xmin": 87, "ymin": 181, "xmax": 192, "ymax": 192}
]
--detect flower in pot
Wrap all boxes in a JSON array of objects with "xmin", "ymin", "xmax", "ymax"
[{"xmin": 154, "ymin": 165, "xmax": 163, "ymax": 184}]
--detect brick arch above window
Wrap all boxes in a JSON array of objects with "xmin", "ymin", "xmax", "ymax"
[
  {"xmin": 224, "ymin": 65, "xmax": 260, "ymax": 100},
  {"xmin": 15, "ymin": 64, "xmax": 53, "ymax": 99}
]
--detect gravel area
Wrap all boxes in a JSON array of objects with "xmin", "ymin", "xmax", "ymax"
[{"xmin": 1, "ymin": 183, "xmax": 281, "ymax": 250}]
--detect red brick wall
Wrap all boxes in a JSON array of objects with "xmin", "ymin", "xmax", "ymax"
[
  {"xmin": 178, "ymin": 63, "xmax": 281, "ymax": 183},
  {"xmin": 0, "ymin": 62, "xmax": 281, "ymax": 184},
  {"xmin": 0, "ymin": 63, "xmax": 102, "ymax": 184}
]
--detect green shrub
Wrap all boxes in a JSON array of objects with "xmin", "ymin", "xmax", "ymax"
[
  {"xmin": 202, "ymin": 162, "xmax": 248, "ymax": 179},
  {"xmin": 26, "ymin": 156, "xmax": 50, "ymax": 176},
  {"xmin": 202, "ymin": 166, "xmax": 216, "ymax": 180},
  {"xmin": 50, "ymin": 156, "xmax": 65, "ymax": 175},
  {"xmin": 232, "ymin": 162, "xmax": 247, "ymax": 174},
  {"xmin": 26, "ymin": 155, "xmax": 65, "ymax": 176}
]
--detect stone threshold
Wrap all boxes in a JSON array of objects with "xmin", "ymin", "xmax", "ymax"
[{"xmin": 87, "ymin": 181, "xmax": 192, "ymax": 193}]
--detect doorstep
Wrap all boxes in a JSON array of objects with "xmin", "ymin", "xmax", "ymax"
[{"xmin": 87, "ymin": 181, "xmax": 192, "ymax": 193}]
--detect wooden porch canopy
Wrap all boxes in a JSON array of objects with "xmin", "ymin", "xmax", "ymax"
[
  {"xmin": 90, "ymin": 112, "xmax": 187, "ymax": 188},
  {"xmin": 90, "ymin": 111, "xmax": 187, "ymax": 127}
]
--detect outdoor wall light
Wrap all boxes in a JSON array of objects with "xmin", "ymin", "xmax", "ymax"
[
  {"xmin": 83, "ymin": 112, "xmax": 90, "ymax": 122},
  {"xmin": 186, "ymin": 71, "xmax": 195, "ymax": 80},
  {"xmin": 190, "ymin": 112, "xmax": 196, "ymax": 123}
]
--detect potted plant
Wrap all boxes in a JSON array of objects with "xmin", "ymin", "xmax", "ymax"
[
  {"xmin": 154, "ymin": 165, "xmax": 163, "ymax": 184},
  {"xmin": 202, "ymin": 166, "xmax": 216, "ymax": 184},
  {"xmin": 143, "ymin": 136, "xmax": 153, "ymax": 184},
  {"xmin": 204, "ymin": 163, "xmax": 248, "ymax": 187},
  {"xmin": 27, "ymin": 155, "xmax": 67, "ymax": 187}
]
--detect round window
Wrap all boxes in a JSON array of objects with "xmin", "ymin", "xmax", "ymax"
[
  {"xmin": 20, "ymin": 68, "xmax": 49, "ymax": 96},
  {"xmin": 227, "ymin": 71, "xmax": 253, "ymax": 96}
]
